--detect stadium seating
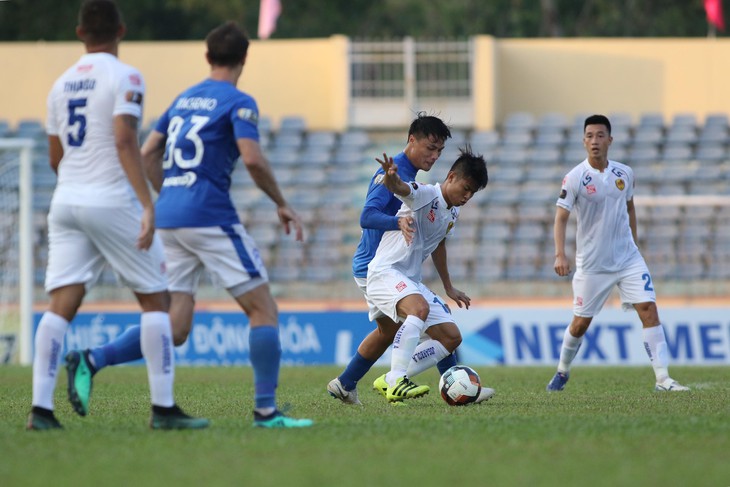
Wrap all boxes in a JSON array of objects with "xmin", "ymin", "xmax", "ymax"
[{"xmin": 2, "ymin": 111, "xmax": 729, "ymax": 289}]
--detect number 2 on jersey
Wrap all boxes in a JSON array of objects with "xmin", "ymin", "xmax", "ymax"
[{"xmin": 162, "ymin": 115, "xmax": 209, "ymax": 169}]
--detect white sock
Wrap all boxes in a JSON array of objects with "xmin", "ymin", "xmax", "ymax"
[
  {"xmin": 140, "ymin": 311, "xmax": 175, "ymax": 407},
  {"xmin": 643, "ymin": 324, "xmax": 669, "ymax": 382},
  {"xmin": 32, "ymin": 312, "xmax": 68, "ymax": 410},
  {"xmin": 406, "ymin": 339, "xmax": 450, "ymax": 378},
  {"xmin": 386, "ymin": 315, "xmax": 425, "ymax": 386},
  {"xmin": 557, "ymin": 327, "xmax": 583, "ymax": 374}
]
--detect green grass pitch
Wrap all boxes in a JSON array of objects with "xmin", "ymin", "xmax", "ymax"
[{"xmin": 1, "ymin": 365, "xmax": 728, "ymax": 487}]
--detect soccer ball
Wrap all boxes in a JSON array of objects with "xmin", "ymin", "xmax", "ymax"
[{"xmin": 439, "ymin": 365, "xmax": 481, "ymax": 406}]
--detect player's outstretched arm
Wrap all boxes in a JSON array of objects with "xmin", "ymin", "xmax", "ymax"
[
  {"xmin": 432, "ymin": 239, "xmax": 470, "ymax": 310},
  {"xmin": 238, "ymin": 138, "xmax": 304, "ymax": 241},
  {"xmin": 375, "ymin": 152, "xmax": 410, "ymax": 197},
  {"xmin": 114, "ymin": 114, "xmax": 155, "ymax": 250}
]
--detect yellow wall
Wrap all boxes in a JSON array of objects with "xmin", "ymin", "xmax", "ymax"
[
  {"xmin": 0, "ymin": 36, "xmax": 350, "ymax": 131},
  {"xmin": 490, "ymin": 37, "xmax": 730, "ymax": 128},
  {"xmin": 2, "ymin": 36, "xmax": 730, "ymax": 132}
]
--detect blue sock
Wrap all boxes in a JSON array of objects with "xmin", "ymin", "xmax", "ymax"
[
  {"xmin": 437, "ymin": 353, "xmax": 457, "ymax": 375},
  {"xmin": 249, "ymin": 325, "xmax": 280, "ymax": 410},
  {"xmin": 90, "ymin": 325, "xmax": 143, "ymax": 371},
  {"xmin": 339, "ymin": 352, "xmax": 376, "ymax": 391}
]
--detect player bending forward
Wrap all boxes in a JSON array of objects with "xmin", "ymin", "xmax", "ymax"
[{"xmin": 367, "ymin": 147, "xmax": 491, "ymax": 403}]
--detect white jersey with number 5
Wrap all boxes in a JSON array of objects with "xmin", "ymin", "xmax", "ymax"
[
  {"xmin": 557, "ymin": 159, "xmax": 640, "ymax": 273},
  {"xmin": 46, "ymin": 52, "xmax": 146, "ymax": 207},
  {"xmin": 368, "ymin": 182, "xmax": 458, "ymax": 282}
]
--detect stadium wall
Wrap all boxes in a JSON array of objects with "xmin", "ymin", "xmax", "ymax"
[{"xmin": 2, "ymin": 37, "xmax": 730, "ymax": 130}]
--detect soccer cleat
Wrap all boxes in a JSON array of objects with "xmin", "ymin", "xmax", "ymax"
[
  {"xmin": 327, "ymin": 378, "xmax": 362, "ymax": 405},
  {"xmin": 149, "ymin": 405, "xmax": 210, "ymax": 430},
  {"xmin": 385, "ymin": 376, "xmax": 430, "ymax": 402},
  {"xmin": 372, "ymin": 374, "xmax": 388, "ymax": 397},
  {"xmin": 655, "ymin": 378, "xmax": 690, "ymax": 392},
  {"xmin": 26, "ymin": 408, "xmax": 63, "ymax": 430},
  {"xmin": 65, "ymin": 350, "xmax": 93, "ymax": 417},
  {"xmin": 475, "ymin": 387, "xmax": 495, "ymax": 404},
  {"xmin": 253, "ymin": 410, "xmax": 314, "ymax": 429},
  {"xmin": 546, "ymin": 371, "xmax": 570, "ymax": 391}
]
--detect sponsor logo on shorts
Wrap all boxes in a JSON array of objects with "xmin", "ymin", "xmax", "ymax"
[
  {"xmin": 396, "ymin": 281, "xmax": 407, "ymax": 292},
  {"xmin": 575, "ymin": 296, "xmax": 583, "ymax": 306},
  {"xmin": 615, "ymin": 178, "xmax": 625, "ymax": 190}
]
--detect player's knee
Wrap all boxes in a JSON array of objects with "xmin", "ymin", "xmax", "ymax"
[
  {"xmin": 441, "ymin": 334, "xmax": 461, "ymax": 353},
  {"xmin": 172, "ymin": 327, "xmax": 190, "ymax": 347}
]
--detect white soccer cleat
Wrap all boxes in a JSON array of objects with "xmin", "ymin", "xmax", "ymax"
[
  {"xmin": 327, "ymin": 378, "xmax": 363, "ymax": 405},
  {"xmin": 475, "ymin": 387, "xmax": 495, "ymax": 404},
  {"xmin": 654, "ymin": 378, "xmax": 690, "ymax": 392}
]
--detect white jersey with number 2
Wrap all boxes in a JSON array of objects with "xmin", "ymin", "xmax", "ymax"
[{"xmin": 557, "ymin": 159, "xmax": 640, "ymax": 273}]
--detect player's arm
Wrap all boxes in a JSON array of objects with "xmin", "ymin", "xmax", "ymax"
[
  {"xmin": 360, "ymin": 185, "xmax": 415, "ymax": 242},
  {"xmin": 48, "ymin": 135, "xmax": 63, "ymax": 174},
  {"xmin": 375, "ymin": 153, "xmax": 410, "ymax": 196},
  {"xmin": 141, "ymin": 130, "xmax": 166, "ymax": 193},
  {"xmin": 626, "ymin": 198, "xmax": 638, "ymax": 243},
  {"xmin": 553, "ymin": 206, "xmax": 571, "ymax": 276},
  {"xmin": 432, "ymin": 238, "xmax": 471, "ymax": 310},
  {"xmin": 238, "ymin": 138, "xmax": 303, "ymax": 241},
  {"xmin": 115, "ymin": 113, "xmax": 155, "ymax": 250}
]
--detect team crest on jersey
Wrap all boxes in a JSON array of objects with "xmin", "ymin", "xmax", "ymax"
[
  {"xmin": 395, "ymin": 281, "xmax": 407, "ymax": 292},
  {"xmin": 237, "ymin": 108, "xmax": 258, "ymax": 124},
  {"xmin": 125, "ymin": 91, "xmax": 143, "ymax": 105},
  {"xmin": 586, "ymin": 184, "xmax": 596, "ymax": 194},
  {"xmin": 445, "ymin": 221, "xmax": 454, "ymax": 235},
  {"xmin": 427, "ymin": 209, "xmax": 435, "ymax": 222},
  {"xmin": 615, "ymin": 178, "xmax": 625, "ymax": 191}
]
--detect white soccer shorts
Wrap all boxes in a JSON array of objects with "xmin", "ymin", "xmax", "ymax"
[
  {"xmin": 571, "ymin": 256, "xmax": 657, "ymax": 317},
  {"xmin": 158, "ymin": 224, "xmax": 268, "ymax": 296},
  {"xmin": 354, "ymin": 276, "xmax": 387, "ymax": 320},
  {"xmin": 366, "ymin": 269, "xmax": 453, "ymax": 326},
  {"xmin": 45, "ymin": 203, "xmax": 168, "ymax": 294}
]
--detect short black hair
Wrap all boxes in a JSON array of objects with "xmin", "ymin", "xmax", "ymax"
[
  {"xmin": 449, "ymin": 145, "xmax": 489, "ymax": 190},
  {"xmin": 206, "ymin": 21, "xmax": 250, "ymax": 67},
  {"xmin": 78, "ymin": 0, "xmax": 122, "ymax": 45},
  {"xmin": 584, "ymin": 114, "xmax": 611, "ymax": 135},
  {"xmin": 407, "ymin": 111, "xmax": 452, "ymax": 144}
]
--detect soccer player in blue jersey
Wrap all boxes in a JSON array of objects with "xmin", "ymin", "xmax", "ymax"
[
  {"xmin": 64, "ymin": 21, "xmax": 312, "ymax": 428},
  {"xmin": 328, "ymin": 115, "xmax": 491, "ymax": 405}
]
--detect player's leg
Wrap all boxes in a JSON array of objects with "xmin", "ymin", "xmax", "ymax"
[
  {"xmin": 547, "ymin": 269, "xmax": 613, "ymax": 391},
  {"xmin": 233, "ymin": 282, "xmax": 312, "ymax": 428},
  {"xmin": 617, "ymin": 262, "xmax": 689, "ymax": 391},
  {"xmin": 28, "ymin": 284, "xmax": 85, "ymax": 430},
  {"xmin": 29, "ymin": 204, "xmax": 96, "ymax": 429}
]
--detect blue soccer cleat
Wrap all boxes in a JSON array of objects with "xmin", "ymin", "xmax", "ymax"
[{"xmin": 546, "ymin": 371, "xmax": 570, "ymax": 391}]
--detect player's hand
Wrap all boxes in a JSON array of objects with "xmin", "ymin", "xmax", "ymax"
[
  {"xmin": 277, "ymin": 204, "xmax": 304, "ymax": 242},
  {"xmin": 554, "ymin": 255, "xmax": 571, "ymax": 277},
  {"xmin": 446, "ymin": 286, "xmax": 471, "ymax": 310},
  {"xmin": 398, "ymin": 216, "xmax": 415, "ymax": 245},
  {"xmin": 375, "ymin": 153, "xmax": 399, "ymax": 180},
  {"xmin": 137, "ymin": 205, "xmax": 155, "ymax": 250}
]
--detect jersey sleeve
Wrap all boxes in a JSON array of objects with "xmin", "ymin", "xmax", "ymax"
[
  {"xmin": 625, "ymin": 165, "xmax": 635, "ymax": 201},
  {"xmin": 230, "ymin": 94, "xmax": 260, "ymax": 142},
  {"xmin": 396, "ymin": 181, "xmax": 437, "ymax": 210},
  {"xmin": 556, "ymin": 172, "xmax": 577, "ymax": 211},
  {"xmin": 113, "ymin": 68, "xmax": 145, "ymax": 119}
]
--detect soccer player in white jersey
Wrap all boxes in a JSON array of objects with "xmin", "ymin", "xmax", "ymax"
[
  {"xmin": 28, "ymin": 0, "xmax": 208, "ymax": 430},
  {"xmin": 367, "ymin": 148, "xmax": 489, "ymax": 402},
  {"xmin": 547, "ymin": 114, "xmax": 689, "ymax": 392}
]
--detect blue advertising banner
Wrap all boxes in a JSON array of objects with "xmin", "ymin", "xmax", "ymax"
[{"xmin": 33, "ymin": 307, "xmax": 730, "ymax": 366}]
